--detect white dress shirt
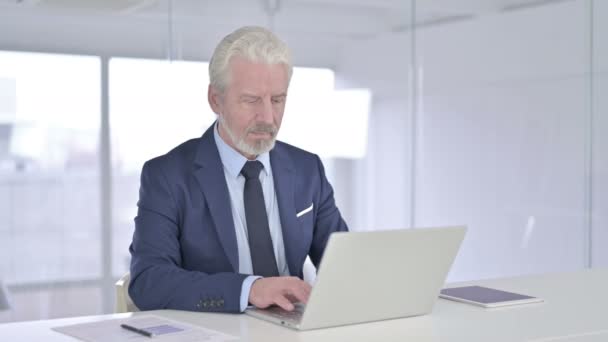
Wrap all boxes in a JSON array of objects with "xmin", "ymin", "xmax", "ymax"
[{"xmin": 213, "ymin": 123, "xmax": 290, "ymax": 311}]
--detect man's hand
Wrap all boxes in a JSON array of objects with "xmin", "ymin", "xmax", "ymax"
[{"xmin": 248, "ymin": 276, "xmax": 311, "ymax": 311}]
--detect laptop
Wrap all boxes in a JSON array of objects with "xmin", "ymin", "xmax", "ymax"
[{"xmin": 245, "ymin": 225, "xmax": 466, "ymax": 330}]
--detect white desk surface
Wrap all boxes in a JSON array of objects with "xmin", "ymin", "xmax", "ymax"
[{"xmin": 1, "ymin": 269, "xmax": 607, "ymax": 342}]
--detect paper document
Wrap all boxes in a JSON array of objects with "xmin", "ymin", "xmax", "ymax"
[{"xmin": 52, "ymin": 314, "xmax": 238, "ymax": 342}]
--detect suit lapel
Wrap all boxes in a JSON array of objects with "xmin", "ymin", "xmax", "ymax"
[
  {"xmin": 193, "ymin": 125, "xmax": 239, "ymax": 272},
  {"xmin": 270, "ymin": 145, "xmax": 300, "ymax": 277}
]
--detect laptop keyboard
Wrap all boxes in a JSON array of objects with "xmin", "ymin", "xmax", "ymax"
[{"xmin": 258, "ymin": 303, "xmax": 305, "ymax": 323}]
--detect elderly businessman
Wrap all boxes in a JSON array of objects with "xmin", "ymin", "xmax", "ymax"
[{"xmin": 129, "ymin": 26, "xmax": 349, "ymax": 313}]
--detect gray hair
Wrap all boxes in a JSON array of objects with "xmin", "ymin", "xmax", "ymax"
[{"xmin": 209, "ymin": 26, "xmax": 293, "ymax": 92}]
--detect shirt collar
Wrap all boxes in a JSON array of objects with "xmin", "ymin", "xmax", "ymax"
[{"xmin": 214, "ymin": 121, "xmax": 270, "ymax": 179}]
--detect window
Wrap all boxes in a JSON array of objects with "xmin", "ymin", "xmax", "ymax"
[
  {"xmin": 0, "ymin": 51, "xmax": 102, "ymax": 321},
  {"xmin": 110, "ymin": 58, "xmax": 371, "ymax": 278}
]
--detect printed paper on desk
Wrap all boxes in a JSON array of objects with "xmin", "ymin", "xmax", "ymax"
[{"xmin": 52, "ymin": 314, "xmax": 238, "ymax": 342}]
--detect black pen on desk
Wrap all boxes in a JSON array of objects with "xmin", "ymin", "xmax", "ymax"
[{"xmin": 120, "ymin": 323, "xmax": 155, "ymax": 338}]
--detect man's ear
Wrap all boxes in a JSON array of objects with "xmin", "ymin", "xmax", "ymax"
[{"xmin": 208, "ymin": 84, "xmax": 222, "ymax": 115}]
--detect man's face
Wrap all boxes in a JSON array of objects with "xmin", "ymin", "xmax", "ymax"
[{"xmin": 209, "ymin": 56, "xmax": 289, "ymax": 159}]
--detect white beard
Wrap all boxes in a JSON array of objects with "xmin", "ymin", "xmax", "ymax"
[{"xmin": 219, "ymin": 115, "xmax": 277, "ymax": 156}]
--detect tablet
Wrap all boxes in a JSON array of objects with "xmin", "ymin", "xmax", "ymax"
[{"xmin": 439, "ymin": 285, "xmax": 544, "ymax": 308}]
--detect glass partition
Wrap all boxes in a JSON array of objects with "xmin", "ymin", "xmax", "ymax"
[
  {"xmin": 415, "ymin": 0, "xmax": 596, "ymax": 281},
  {"xmin": 591, "ymin": 0, "xmax": 608, "ymax": 267},
  {"xmin": 2, "ymin": 0, "xmax": 604, "ymax": 323}
]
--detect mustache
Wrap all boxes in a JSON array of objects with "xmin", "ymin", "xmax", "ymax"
[{"xmin": 247, "ymin": 124, "xmax": 277, "ymax": 135}]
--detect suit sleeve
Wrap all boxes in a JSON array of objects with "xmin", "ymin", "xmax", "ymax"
[
  {"xmin": 128, "ymin": 160, "xmax": 248, "ymax": 313},
  {"xmin": 308, "ymin": 155, "xmax": 349, "ymax": 268}
]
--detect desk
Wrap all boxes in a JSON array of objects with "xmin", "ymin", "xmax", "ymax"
[{"xmin": 1, "ymin": 269, "xmax": 607, "ymax": 341}]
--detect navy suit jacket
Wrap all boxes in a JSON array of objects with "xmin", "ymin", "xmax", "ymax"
[{"xmin": 129, "ymin": 124, "xmax": 348, "ymax": 313}]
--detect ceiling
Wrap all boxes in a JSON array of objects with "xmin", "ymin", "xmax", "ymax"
[
  {"xmin": 0, "ymin": 0, "xmax": 571, "ymax": 31},
  {"xmin": 0, "ymin": 0, "xmax": 572, "ymax": 62}
]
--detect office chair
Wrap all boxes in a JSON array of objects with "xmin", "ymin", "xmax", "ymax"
[{"xmin": 115, "ymin": 273, "xmax": 139, "ymax": 313}]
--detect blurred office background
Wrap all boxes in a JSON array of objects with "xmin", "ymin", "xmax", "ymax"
[{"xmin": 0, "ymin": 0, "xmax": 606, "ymax": 322}]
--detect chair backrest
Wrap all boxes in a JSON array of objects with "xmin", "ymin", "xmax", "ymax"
[{"xmin": 115, "ymin": 273, "xmax": 139, "ymax": 313}]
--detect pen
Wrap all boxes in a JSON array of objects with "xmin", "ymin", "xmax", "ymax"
[{"xmin": 120, "ymin": 323, "xmax": 155, "ymax": 338}]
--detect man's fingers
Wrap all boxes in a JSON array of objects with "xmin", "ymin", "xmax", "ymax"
[
  {"xmin": 295, "ymin": 279, "xmax": 312, "ymax": 300},
  {"xmin": 249, "ymin": 277, "xmax": 314, "ymax": 310},
  {"xmin": 301, "ymin": 282, "xmax": 312, "ymax": 296},
  {"xmin": 286, "ymin": 285, "xmax": 310, "ymax": 304},
  {"xmin": 278, "ymin": 278, "xmax": 311, "ymax": 304},
  {"xmin": 274, "ymin": 295, "xmax": 295, "ymax": 311}
]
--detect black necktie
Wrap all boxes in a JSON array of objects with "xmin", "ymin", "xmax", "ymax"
[{"xmin": 241, "ymin": 161, "xmax": 279, "ymax": 277}]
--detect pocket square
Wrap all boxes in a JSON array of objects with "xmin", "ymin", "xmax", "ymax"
[{"xmin": 296, "ymin": 203, "xmax": 314, "ymax": 218}]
